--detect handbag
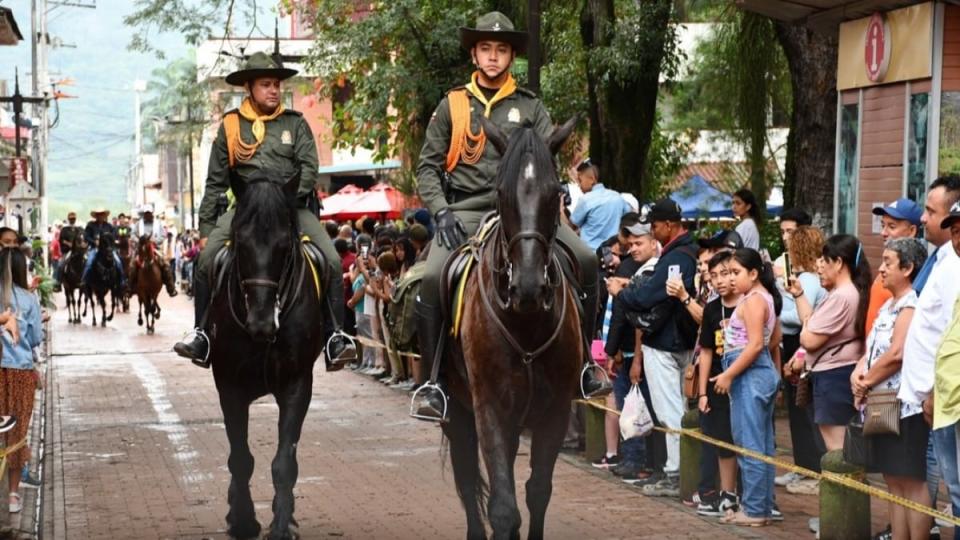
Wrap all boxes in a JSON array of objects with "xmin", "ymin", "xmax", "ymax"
[
  {"xmin": 794, "ymin": 337, "xmax": 859, "ymax": 408},
  {"xmin": 683, "ymin": 362, "xmax": 700, "ymax": 400},
  {"xmin": 863, "ymin": 389, "xmax": 901, "ymax": 436},
  {"xmin": 843, "ymin": 418, "xmax": 871, "ymax": 467}
]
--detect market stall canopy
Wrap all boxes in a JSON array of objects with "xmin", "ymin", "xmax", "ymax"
[
  {"xmin": 320, "ymin": 183, "xmax": 420, "ymax": 221},
  {"xmin": 318, "ymin": 184, "xmax": 365, "ymax": 218},
  {"xmin": 668, "ymin": 175, "xmax": 782, "ymax": 219}
]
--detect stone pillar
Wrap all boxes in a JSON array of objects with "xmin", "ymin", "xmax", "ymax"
[
  {"xmin": 819, "ymin": 449, "xmax": 870, "ymax": 540},
  {"xmin": 679, "ymin": 408, "xmax": 702, "ymax": 502}
]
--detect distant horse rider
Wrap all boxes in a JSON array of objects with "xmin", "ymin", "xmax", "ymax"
[
  {"xmin": 81, "ymin": 208, "xmax": 125, "ymax": 289},
  {"xmin": 128, "ymin": 203, "xmax": 177, "ymax": 297},
  {"xmin": 53, "ymin": 211, "xmax": 83, "ymax": 291},
  {"xmin": 411, "ymin": 11, "xmax": 609, "ymax": 422},
  {"xmin": 173, "ymin": 51, "xmax": 355, "ymax": 368}
]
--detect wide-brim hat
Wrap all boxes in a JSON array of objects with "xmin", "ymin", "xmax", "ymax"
[
  {"xmin": 90, "ymin": 207, "xmax": 110, "ymax": 218},
  {"xmin": 225, "ymin": 51, "xmax": 299, "ymax": 87},
  {"xmin": 460, "ymin": 11, "xmax": 527, "ymax": 53}
]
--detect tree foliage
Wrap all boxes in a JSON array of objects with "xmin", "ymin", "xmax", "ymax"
[
  {"xmin": 124, "ymin": 0, "xmax": 268, "ymax": 58},
  {"xmin": 141, "ymin": 56, "xmax": 212, "ymax": 154}
]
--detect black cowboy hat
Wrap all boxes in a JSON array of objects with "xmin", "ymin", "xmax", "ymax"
[
  {"xmin": 225, "ymin": 51, "xmax": 299, "ymax": 87},
  {"xmin": 460, "ymin": 11, "xmax": 527, "ymax": 54}
]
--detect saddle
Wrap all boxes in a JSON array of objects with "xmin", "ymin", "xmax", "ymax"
[
  {"xmin": 440, "ymin": 213, "xmax": 583, "ymax": 339},
  {"xmin": 210, "ymin": 235, "xmax": 325, "ymax": 301}
]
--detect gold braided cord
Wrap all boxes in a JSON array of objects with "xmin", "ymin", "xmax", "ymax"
[
  {"xmin": 444, "ymin": 71, "xmax": 518, "ymax": 172},
  {"xmin": 232, "ymin": 97, "xmax": 285, "ymax": 164}
]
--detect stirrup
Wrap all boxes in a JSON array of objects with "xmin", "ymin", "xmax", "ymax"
[
  {"xmin": 325, "ymin": 331, "xmax": 358, "ymax": 365},
  {"xmin": 409, "ymin": 383, "xmax": 449, "ymax": 423},
  {"xmin": 580, "ymin": 361, "xmax": 612, "ymax": 399},
  {"xmin": 182, "ymin": 328, "xmax": 211, "ymax": 368}
]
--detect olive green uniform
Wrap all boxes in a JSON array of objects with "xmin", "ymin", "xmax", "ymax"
[
  {"xmin": 416, "ymin": 86, "xmax": 597, "ymax": 310},
  {"xmin": 195, "ymin": 109, "xmax": 339, "ymax": 308}
]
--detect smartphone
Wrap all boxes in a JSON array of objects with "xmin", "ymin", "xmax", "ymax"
[
  {"xmin": 360, "ymin": 245, "xmax": 370, "ymax": 258},
  {"xmin": 601, "ymin": 246, "xmax": 614, "ymax": 268},
  {"xmin": 668, "ymin": 264, "xmax": 681, "ymax": 281},
  {"xmin": 784, "ymin": 252, "xmax": 792, "ymax": 279}
]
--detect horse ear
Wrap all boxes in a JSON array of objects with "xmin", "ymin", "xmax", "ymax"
[
  {"xmin": 480, "ymin": 116, "xmax": 507, "ymax": 156},
  {"xmin": 283, "ymin": 172, "xmax": 300, "ymax": 201},
  {"xmin": 547, "ymin": 114, "xmax": 581, "ymax": 156}
]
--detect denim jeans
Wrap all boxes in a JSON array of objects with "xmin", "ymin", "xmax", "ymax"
[
  {"xmin": 722, "ymin": 347, "xmax": 779, "ymax": 518},
  {"xmin": 932, "ymin": 423, "xmax": 960, "ymax": 516},
  {"xmin": 82, "ymin": 248, "xmax": 125, "ymax": 285},
  {"xmin": 613, "ymin": 355, "xmax": 645, "ymax": 466},
  {"xmin": 642, "ymin": 346, "xmax": 693, "ymax": 476}
]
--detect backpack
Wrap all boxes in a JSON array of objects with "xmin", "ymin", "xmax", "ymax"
[{"xmin": 387, "ymin": 261, "xmax": 427, "ymax": 352}]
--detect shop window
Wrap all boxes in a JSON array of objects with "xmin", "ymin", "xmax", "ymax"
[
  {"xmin": 940, "ymin": 92, "xmax": 960, "ymax": 177},
  {"xmin": 837, "ymin": 103, "xmax": 860, "ymax": 235},
  {"xmin": 907, "ymin": 93, "xmax": 930, "ymax": 203}
]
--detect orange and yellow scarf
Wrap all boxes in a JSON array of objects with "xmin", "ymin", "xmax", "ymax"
[
  {"xmin": 445, "ymin": 71, "xmax": 517, "ymax": 172},
  {"xmin": 225, "ymin": 97, "xmax": 285, "ymax": 167}
]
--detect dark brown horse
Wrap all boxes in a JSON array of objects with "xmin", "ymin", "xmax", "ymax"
[
  {"xmin": 442, "ymin": 119, "xmax": 581, "ymax": 540},
  {"xmin": 134, "ymin": 235, "xmax": 163, "ymax": 334},
  {"xmin": 117, "ymin": 232, "xmax": 135, "ymax": 313}
]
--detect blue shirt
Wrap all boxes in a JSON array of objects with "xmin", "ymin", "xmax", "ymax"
[
  {"xmin": 913, "ymin": 245, "xmax": 939, "ymax": 294},
  {"xmin": 1, "ymin": 286, "xmax": 43, "ymax": 370},
  {"xmin": 779, "ymin": 271, "xmax": 826, "ymax": 335},
  {"xmin": 570, "ymin": 184, "xmax": 630, "ymax": 250},
  {"xmin": 351, "ymin": 274, "xmax": 366, "ymax": 314}
]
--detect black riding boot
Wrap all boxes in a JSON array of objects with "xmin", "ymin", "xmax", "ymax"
[
  {"xmin": 173, "ymin": 274, "xmax": 212, "ymax": 368},
  {"xmin": 323, "ymin": 269, "xmax": 356, "ymax": 371},
  {"xmin": 410, "ymin": 299, "xmax": 448, "ymax": 422},
  {"xmin": 161, "ymin": 262, "xmax": 178, "ymax": 297},
  {"xmin": 580, "ymin": 284, "xmax": 612, "ymax": 398}
]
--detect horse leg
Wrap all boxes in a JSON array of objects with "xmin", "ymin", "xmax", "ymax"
[
  {"xmin": 137, "ymin": 296, "xmax": 143, "ymax": 326},
  {"xmin": 525, "ymin": 403, "xmax": 571, "ymax": 540},
  {"xmin": 219, "ymin": 391, "xmax": 260, "ymax": 539},
  {"xmin": 474, "ymin": 401, "xmax": 522, "ymax": 540},
  {"xmin": 443, "ymin": 400, "xmax": 487, "ymax": 540},
  {"xmin": 268, "ymin": 373, "xmax": 313, "ymax": 540},
  {"xmin": 100, "ymin": 295, "xmax": 107, "ymax": 327}
]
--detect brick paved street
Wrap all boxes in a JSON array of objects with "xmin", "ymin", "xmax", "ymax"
[{"xmin": 36, "ymin": 291, "xmax": 949, "ymax": 539}]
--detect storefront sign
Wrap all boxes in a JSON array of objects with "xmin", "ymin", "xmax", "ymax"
[
  {"xmin": 864, "ymin": 13, "xmax": 891, "ymax": 82},
  {"xmin": 838, "ymin": 2, "xmax": 933, "ymax": 90}
]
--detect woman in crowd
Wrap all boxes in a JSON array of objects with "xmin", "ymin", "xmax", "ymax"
[
  {"xmin": 732, "ymin": 189, "xmax": 762, "ymax": 251},
  {"xmin": 0, "ymin": 248, "xmax": 43, "ymax": 513},
  {"xmin": 393, "ymin": 235, "xmax": 417, "ymax": 276},
  {"xmin": 790, "ymin": 234, "xmax": 871, "ymax": 451},
  {"xmin": 852, "ymin": 238, "xmax": 931, "ymax": 539},
  {"xmin": 711, "ymin": 249, "xmax": 782, "ymax": 526},
  {"xmin": 778, "ymin": 226, "xmax": 828, "ymax": 493}
]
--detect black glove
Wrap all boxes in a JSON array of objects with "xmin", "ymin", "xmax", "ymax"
[{"xmin": 435, "ymin": 208, "xmax": 467, "ymax": 250}]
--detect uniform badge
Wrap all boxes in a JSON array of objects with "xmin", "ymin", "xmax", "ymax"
[
  {"xmin": 281, "ymin": 130, "xmax": 293, "ymax": 145},
  {"xmin": 508, "ymin": 107, "xmax": 521, "ymax": 123}
]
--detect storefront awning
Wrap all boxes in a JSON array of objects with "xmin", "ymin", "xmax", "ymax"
[
  {"xmin": 0, "ymin": 7, "xmax": 23, "ymax": 45},
  {"xmin": 736, "ymin": 0, "xmax": 923, "ymax": 31},
  {"xmin": 317, "ymin": 159, "xmax": 401, "ymax": 175}
]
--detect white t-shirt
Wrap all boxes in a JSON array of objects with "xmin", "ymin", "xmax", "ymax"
[
  {"xmin": 735, "ymin": 217, "xmax": 760, "ymax": 251},
  {"xmin": 900, "ymin": 245, "xmax": 960, "ymax": 409}
]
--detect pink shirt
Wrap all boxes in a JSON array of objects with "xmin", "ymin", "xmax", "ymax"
[{"xmin": 805, "ymin": 281, "xmax": 864, "ymax": 371}]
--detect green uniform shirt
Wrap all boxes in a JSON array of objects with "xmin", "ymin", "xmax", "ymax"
[
  {"xmin": 416, "ymin": 86, "xmax": 553, "ymax": 216},
  {"xmin": 198, "ymin": 109, "xmax": 319, "ymax": 238}
]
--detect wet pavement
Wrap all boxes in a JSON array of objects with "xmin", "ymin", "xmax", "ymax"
[{"xmin": 38, "ymin": 290, "xmax": 914, "ymax": 539}]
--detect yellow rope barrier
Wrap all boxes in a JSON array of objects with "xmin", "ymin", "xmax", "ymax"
[
  {"xmin": 351, "ymin": 334, "xmax": 421, "ymax": 360},
  {"xmin": 574, "ymin": 397, "xmax": 960, "ymax": 527},
  {"xmin": 0, "ymin": 437, "xmax": 27, "ymax": 483}
]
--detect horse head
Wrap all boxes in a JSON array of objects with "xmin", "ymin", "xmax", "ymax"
[
  {"xmin": 137, "ymin": 234, "xmax": 155, "ymax": 263},
  {"xmin": 228, "ymin": 171, "xmax": 300, "ymax": 343},
  {"xmin": 482, "ymin": 115, "xmax": 578, "ymax": 314},
  {"xmin": 98, "ymin": 232, "xmax": 115, "ymax": 257}
]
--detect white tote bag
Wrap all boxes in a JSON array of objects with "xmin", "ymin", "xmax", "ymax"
[{"xmin": 619, "ymin": 384, "xmax": 654, "ymax": 439}]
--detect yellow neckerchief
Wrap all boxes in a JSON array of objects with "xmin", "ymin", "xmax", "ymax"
[
  {"xmin": 229, "ymin": 97, "xmax": 285, "ymax": 164},
  {"xmin": 445, "ymin": 71, "xmax": 517, "ymax": 172},
  {"xmin": 465, "ymin": 70, "xmax": 517, "ymax": 118}
]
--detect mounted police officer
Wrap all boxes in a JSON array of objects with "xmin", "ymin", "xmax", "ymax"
[
  {"xmin": 173, "ymin": 52, "xmax": 356, "ymax": 368},
  {"xmin": 81, "ymin": 208, "xmax": 125, "ymax": 289},
  {"xmin": 128, "ymin": 203, "xmax": 178, "ymax": 297},
  {"xmin": 412, "ymin": 11, "xmax": 609, "ymax": 422},
  {"xmin": 53, "ymin": 211, "xmax": 83, "ymax": 291}
]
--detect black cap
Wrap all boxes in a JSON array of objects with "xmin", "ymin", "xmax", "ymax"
[
  {"xmin": 941, "ymin": 201, "xmax": 960, "ymax": 229},
  {"xmin": 644, "ymin": 198, "xmax": 682, "ymax": 223},
  {"xmin": 698, "ymin": 230, "xmax": 743, "ymax": 250}
]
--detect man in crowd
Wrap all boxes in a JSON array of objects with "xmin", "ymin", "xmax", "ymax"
[
  {"xmin": 568, "ymin": 158, "xmax": 631, "ymax": 250},
  {"xmin": 865, "ymin": 198, "xmax": 922, "ymax": 332},
  {"xmin": 82, "ymin": 208, "xmax": 125, "ymax": 288},
  {"xmin": 128, "ymin": 203, "xmax": 177, "ymax": 297},
  {"xmin": 607, "ymin": 198, "xmax": 698, "ymax": 497},
  {"xmin": 899, "ymin": 175, "xmax": 960, "ymax": 517}
]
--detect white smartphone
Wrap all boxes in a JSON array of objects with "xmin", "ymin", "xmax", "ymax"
[{"xmin": 668, "ymin": 264, "xmax": 681, "ymax": 281}]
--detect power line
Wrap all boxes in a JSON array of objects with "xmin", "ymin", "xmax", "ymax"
[{"xmin": 47, "ymin": 136, "xmax": 131, "ymax": 161}]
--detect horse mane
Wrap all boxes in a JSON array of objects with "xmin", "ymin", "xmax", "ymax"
[
  {"xmin": 495, "ymin": 125, "xmax": 557, "ymax": 205},
  {"xmin": 230, "ymin": 176, "xmax": 298, "ymax": 239}
]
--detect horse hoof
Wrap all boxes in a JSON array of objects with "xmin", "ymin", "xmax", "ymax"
[
  {"xmin": 137, "ymin": 319, "xmax": 143, "ymax": 326},
  {"xmin": 266, "ymin": 526, "xmax": 299, "ymax": 540},
  {"xmin": 227, "ymin": 519, "xmax": 261, "ymax": 540}
]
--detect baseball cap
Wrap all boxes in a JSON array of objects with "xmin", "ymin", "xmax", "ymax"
[
  {"xmin": 940, "ymin": 201, "xmax": 960, "ymax": 229},
  {"xmin": 644, "ymin": 198, "xmax": 683, "ymax": 223},
  {"xmin": 872, "ymin": 197, "xmax": 922, "ymax": 226},
  {"xmin": 623, "ymin": 222, "xmax": 653, "ymax": 236},
  {"xmin": 698, "ymin": 230, "xmax": 743, "ymax": 250}
]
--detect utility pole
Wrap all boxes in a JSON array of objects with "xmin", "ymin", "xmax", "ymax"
[
  {"xmin": 133, "ymin": 79, "xmax": 146, "ymax": 206},
  {"xmin": 527, "ymin": 0, "xmax": 541, "ymax": 94},
  {"xmin": 0, "ymin": 70, "xmax": 46, "ymax": 159}
]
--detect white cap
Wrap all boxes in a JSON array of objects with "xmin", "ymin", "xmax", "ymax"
[{"xmin": 621, "ymin": 192, "xmax": 639, "ymax": 213}]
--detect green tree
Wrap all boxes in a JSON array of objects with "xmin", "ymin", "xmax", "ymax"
[
  {"xmin": 124, "ymin": 0, "xmax": 262, "ymax": 57},
  {"xmin": 141, "ymin": 56, "xmax": 211, "ymax": 152}
]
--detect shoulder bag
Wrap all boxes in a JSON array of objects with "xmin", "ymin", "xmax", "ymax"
[{"xmin": 795, "ymin": 337, "xmax": 859, "ymax": 408}]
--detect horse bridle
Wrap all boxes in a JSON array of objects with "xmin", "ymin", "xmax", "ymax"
[{"xmin": 227, "ymin": 238, "xmax": 308, "ymax": 338}]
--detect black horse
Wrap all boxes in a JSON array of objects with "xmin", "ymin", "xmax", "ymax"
[
  {"xmin": 208, "ymin": 173, "xmax": 325, "ymax": 540},
  {"xmin": 85, "ymin": 232, "xmax": 120, "ymax": 327},
  {"xmin": 61, "ymin": 237, "xmax": 86, "ymax": 324}
]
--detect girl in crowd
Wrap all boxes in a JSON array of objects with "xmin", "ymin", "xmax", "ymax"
[
  {"xmin": 0, "ymin": 248, "xmax": 43, "ymax": 513},
  {"xmin": 732, "ymin": 189, "xmax": 762, "ymax": 251},
  {"xmin": 791, "ymin": 234, "xmax": 871, "ymax": 451},
  {"xmin": 711, "ymin": 249, "xmax": 782, "ymax": 526},
  {"xmin": 852, "ymin": 238, "xmax": 930, "ymax": 539}
]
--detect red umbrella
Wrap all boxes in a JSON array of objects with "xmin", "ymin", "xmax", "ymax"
[
  {"xmin": 319, "ymin": 184, "xmax": 365, "ymax": 219},
  {"xmin": 322, "ymin": 184, "xmax": 420, "ymax": 221}
]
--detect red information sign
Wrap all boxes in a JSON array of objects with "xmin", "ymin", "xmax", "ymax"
[
  {"xmin": 864, "ymin": 12, "xmax": 891, "ymax": 83},
  {"xmin": 7, "ymin": 157, "xmax": 27, "ymax": 188}
]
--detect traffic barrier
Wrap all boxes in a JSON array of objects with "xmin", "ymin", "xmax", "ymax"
[
  {"xmin": 679, "ymin": 408, "xmax": 702, "ymax": 502},
  {"xmin": 576, "ymin": 397, "xmax": 960, "ymax": 528},
  {"xmin": 819, "ymin": 450, "xmax": 870, "ymax": 540},
  {"xmin": 582, "ymin": 400, "xmax": 607, "ymax": 463}
]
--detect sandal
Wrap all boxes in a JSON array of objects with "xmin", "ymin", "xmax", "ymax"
[
  {"xmin": 720, "ymin": 510, "xmax": 769, "ymax": 527},
  {"xmin": 9, "ymin": 491, "xmax": 21, "ymax": 513}
]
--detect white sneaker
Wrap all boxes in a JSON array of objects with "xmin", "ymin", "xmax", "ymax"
[
  {"xmin": 9, "ymin": 492, "xmax": 21, "ymax": 513},
  {"xmin": 786, "ymin": 478, "xmax": 820, "ymax": 495},
  {"xmin": 775, "ymin": 471, "xmax": 802, "ymax": 486}
]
